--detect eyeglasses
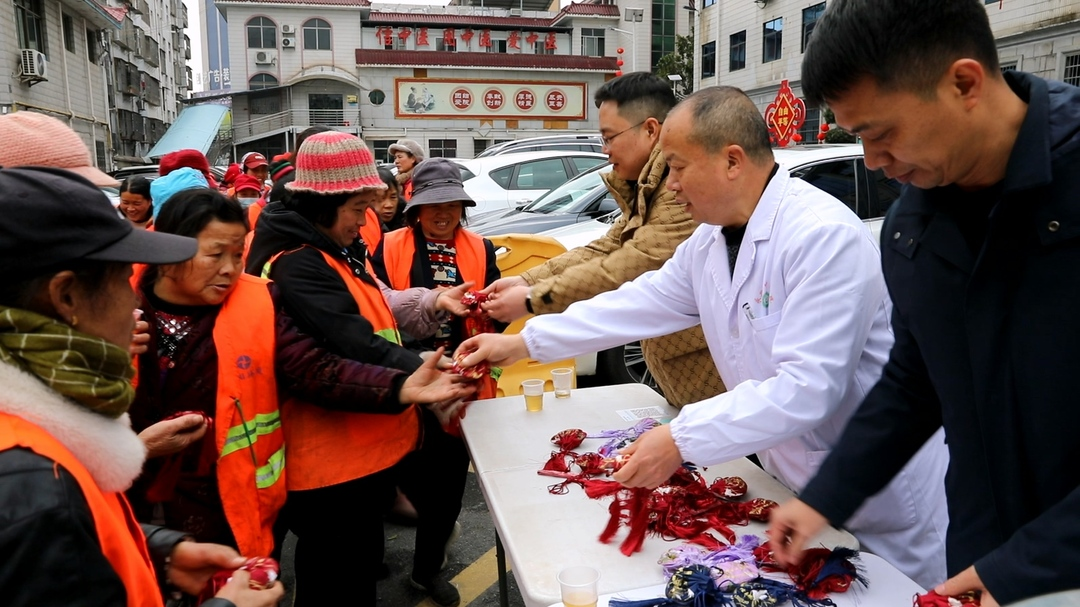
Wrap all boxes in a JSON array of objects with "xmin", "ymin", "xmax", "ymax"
[{"xmin": 600, "ymin": 120, "xmax": 646, "ymax": 148}]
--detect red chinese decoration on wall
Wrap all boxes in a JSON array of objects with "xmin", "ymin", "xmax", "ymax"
[
  {"xmin": 443, "ymin": 28, "xmax": 456, "ymax": 47},
  {"xmin": 376, "ymin": 27, "xmax": 394, "ymax": 45},
  {"xmin": 461, "ymin": 29, "xmax": 475, "ymax": 45},
  {"xmin": 483, "ymin": 89, "xmax": 505, "ymax": 110},
  {"xmin": 508, "ymin": 31, "xmax": 521, "ymax": 49},
  {"xmin": 451, "ymin": 88, "xmax": 474, "ymax": 110},
  {"xmin": 525, "ymin": 32, "xmax": 539, "ymax": 46},
  {"xmin": 515, "ymin": 89, "xmax": 536, "ymax": 111},
  {"xmin": 397, "ymin": 27, "xmax": 412, "ymax": 42},
  {"xmin": 417, "ymin": 27, "xmax": 429, "ymax": 46},
  {"xmin": 546, "ymin": 89, "xmax": 566, "ymax": 111},
  {"xmin": 545, "ymin": 32, "xmax": 557, "ymax": 50},
  {"xmin": 479, "ymin": 29, "xmax": 492, "ymax": 48},
  {"xmin": 764, "ymin": 80, "xmax": 807, "ymax": 147}
]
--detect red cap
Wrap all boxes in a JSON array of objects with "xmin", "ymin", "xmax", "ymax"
[
  {"xmin": 159, "ymin": 149, "xmax": 211, "ymax": 177},
  {"xmin": 233, "ymin": 174, "xmax": 264, "ymax": 195},
  {"xmin": 222, "ymin": 163, "xmax": 242, "ymax": 185},
  {"xmin": 242, "ymin": 152, "xmax": 269, "ymax": 169}
]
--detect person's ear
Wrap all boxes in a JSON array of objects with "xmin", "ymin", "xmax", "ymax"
[
  {"xmin": 46, "ymin": 271, "xmax": 81, "ymax": 325},
  {"xmin": 643, "ymin": 117, "xmax": 663, "ymax": 144},
  {"xmin": 724, "ymin": 144, "xmax": 748, "ymax": 179},
  {"xmin": 946, "ymin": 58, "xmax": 985, "ymax": 112}
]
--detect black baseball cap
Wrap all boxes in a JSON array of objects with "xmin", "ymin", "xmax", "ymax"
[{"xmin": 0, "ymin": 166, "xmax": 197, "ymax": 279}]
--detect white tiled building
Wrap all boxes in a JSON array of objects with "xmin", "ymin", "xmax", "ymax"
[
  {"xmin": 692, "ymin": 0, "xmax": 1080, "ymax": 139},
  {"xmin": 211, "ymin": 0, "xmax": 691, "ymax": 160}
]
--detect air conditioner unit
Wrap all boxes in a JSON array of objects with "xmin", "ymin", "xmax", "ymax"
[
  {"xmin": 281, "ymin": 38, "xmax": 295, "ymax": 48},
  {"xmin": 254, "ymin": 50, "xmax": 277, "ymax": 65},
  {"xmin": 18, "ymin": 49, "xmax": 48, "ymax": 83},
  {"xmin": 509, "ymin": 8, "xmax": 522, "ymax": 16},
  {"xmin": 281, "ymin": 24, "xmax": 296, "ymax": 34}
]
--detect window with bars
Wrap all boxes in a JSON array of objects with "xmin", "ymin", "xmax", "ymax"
[
  {"xmin": 369, "ymin": 139, "xmax": 397, "ymax": 164},
  {"xmin": 701, "ymin": 41, "xmax": 716, "ymax": 78},
  {"xmin": 250, "ymin": 90, "xmax": 281, "ymax": 114},
  {"xmin": 763, "ymin": 18, "xmax": 783, "ymax": 63},
  {"xmin": 428, "ymin": 139, "xmax": 458, "ymax": 158},
  {"xmin": 63, "ymin": 14, "xmax": 75, "ymax": 52},
  {"xmin": 249, "ymin": 73, "xmax": 278, "ymax": 90},
  {"xmin": 798, "ymin": 107, "xmax": 821, "ymax": 144},
  {"xmin": 303, "ymin": 18, "xmax": 331, "ymax": 50},
  {"xmin": 730, "ymin": 30, "xmax": 746, "ymax": 71},
  {"xmin": 246, "ymin": 16, "xmax": 276, "ymax": 49},
  {"xmin": 651, "ymin": 0, "xmax": 676, "ymax": 70},
  {"xmin": 1064, "ymin": 53, "xmax": 1080, "ymax": 87},
  {"xmin": 581, "ymin": 28, "xmax": 605, "ymax": 57},
  {"xmin": 1000, "ymin": 62, "xmax": 1017, "ymax": 73},
  {"xmin": 15, "ymin": 0, "xmax": 47, "ymax": 55},
  {"xmin": 802, "ymin": 2, "xmax": 824, "ymax": 53}
]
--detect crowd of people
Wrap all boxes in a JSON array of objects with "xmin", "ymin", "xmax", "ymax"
[{"xmin": 0, "ymin": 0, "xmax": 1076, "ymax": 605}]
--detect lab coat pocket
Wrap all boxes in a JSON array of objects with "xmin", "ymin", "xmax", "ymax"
[
  {"xmin": 748, "ymin": 312, "xmax": 783, "ymax": 331},
  {"xmin": 805, "ymin": 449, "xmax": 918, "ymax": 533},
  {"xmin": 747, "ymin": 311, "xmax": 783, "ymax": 358}
]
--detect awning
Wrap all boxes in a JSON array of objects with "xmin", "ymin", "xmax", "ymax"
[{"xmin": 147, "ymin": 104, "xmax": 232, "ymax": 159}]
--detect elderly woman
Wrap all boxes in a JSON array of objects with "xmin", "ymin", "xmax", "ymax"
[
  {"xmin": 372, "ymin": 157, "xmax": 502, "ymax": 400},
  {"xmin": 127, "ymin": 187, "xmax": 472, "ymax": 564},
  {"xmin": 0, "ymin": 167, "xmax": 281, "ymax": 607},
  {"xmin": 389, "ymin": 138, "xmax": 425, "ymax": 200},
  {"xmin": 245, "ymin": 132, "xmax": 471, "ymax": 607}
]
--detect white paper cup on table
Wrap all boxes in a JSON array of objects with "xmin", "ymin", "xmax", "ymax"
[
  {"xmin": 558, "ymin": 565, "xmax": 599, "ymax": 607},
  {"xmin": 522, "ymin": 379, "xmax": 545, "ymax": 412},
  {"xmin": 551, "ymin": 368, "xmax": 573, "ymax": 398}
]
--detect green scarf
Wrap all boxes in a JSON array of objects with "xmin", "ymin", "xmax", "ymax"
[{"xmin": 0, "ymin": 306, "xmax": 135, "ymax": 418}]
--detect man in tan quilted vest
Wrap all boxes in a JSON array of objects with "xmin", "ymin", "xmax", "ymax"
[{"xmin": 480, "ymin": 72, "xmax": 725, "ymax": 407}]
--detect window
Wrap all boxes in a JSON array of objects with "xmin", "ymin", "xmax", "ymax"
[
  {"xmin": 1000, "ymin": 62, "xmax": 1017, "ymax": 73},
  {"xmin": 581, "ymin": 28, "xmax": 605, "ymax": 57},
  {"xmin": 250, "ymin": 90, "xmax": 281, "ymax": 114},
  {"xmin": 701, "ymin": 41, "xmax": 716, "ymax": 78},
  {"xmin": 512, "ymin": 159, "xmax": 569, "ymax": 190},
  {"xmin": 428, "ymin": 139, "xmax": 457, "ymax": 158},
  {"xmin": 570, "ymin": 156, "xmax": 606, "ymax": 172},
  {"xmin": 86, "ymin": 28, "xmax": 98, "ymax": 61},
  {"xmin": 95, "ymin": 141, "xmax": 107, "ymax": 171},
  {"xmin": 792, "ymin": 160, "xmax": 860, "ymax": 217},
  {"xmin": 1064, "ymin": 53, "xmax": 1080, "ymax": 87},
  {"xmin": 797, "ymin": 107, "xmax": 820, "ymax": 145},
  {"xmin": 651, "ymin": 0, "xmax": 676, "ymax": 70},
  {"xmin": 63, "ymin": 14, "xmax": 75, "ymax": 53},
  {"xmin": 763, "ymin": 18, "xmax": 782, "ymax": 63},
  {"xmin": 368, "ymin": 90, "xmax": 385, "ymax": 105},
  {"xmin": 246, "ymin": 17, "xmax": 276, "ymax": 49},
  {"xmin": 802, "ymin": 3, "xmax": 824, "ymax": 53},
  {"xmin": 730, "ymin": 30, "xmax": 746, "ymax": 71},
  {"xmin": 436, "ymin": 38, "xmax": 455, "ymax": 52},
  {"xmin": 248, "ymin": 73, "xmax": 278, "ymax": 90},
  {"xmin": 534, "ymin": 41, "xmax": 554, "ymax": 55},
  {"xmin": 486, "ymin": 39, "xmax": 507, "ymax": 53},
  {"xmin": 369, "ymin": 139, "xmax": 397, "ymax": 164},
  {"xmin": 15, "ymin": 0, "xmax": 47, "ymax": 55},
  {"xmin": 303, "ymin": 18, "xmax": 331, "ymax": 50},
  {"xmin": 703, "ymin": 0, "xmax": 716, "ymax": 6}
]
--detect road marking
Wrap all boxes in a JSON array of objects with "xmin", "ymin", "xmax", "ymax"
[{"xmin": 414, "ymin": 547, "xmax": 510, "ymax": 607}]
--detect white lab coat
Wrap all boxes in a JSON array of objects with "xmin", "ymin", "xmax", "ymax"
[{"xmin": 523, "ymin": 170, "xmax": 949, "ymax": 588}]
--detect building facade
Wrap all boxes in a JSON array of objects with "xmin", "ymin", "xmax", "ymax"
[
  {"xmin": 692, "ymin": 0, "xmax": 1080, "ymax": 140},
  {"xmin": 211, "ymin": 0, "xmax": 690, "ymax": 161}
]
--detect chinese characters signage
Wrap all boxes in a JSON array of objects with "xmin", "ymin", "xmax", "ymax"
[
  {"xmin": 395, "ymin": 79, "xmax": 585, "ymax": 120},
  {"xmin": 764, "ymin": 80, "xmax": 806, "ymax": 147}
]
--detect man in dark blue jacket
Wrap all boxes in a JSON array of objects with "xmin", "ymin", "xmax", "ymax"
[{"xmin": 767, "ymin": 1, "xmax": 1080, "ymax": 605}]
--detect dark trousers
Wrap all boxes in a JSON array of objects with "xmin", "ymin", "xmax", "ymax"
[
  {"xmin": 287, "ymin": 468, "xmax": 396, "ymax": 607},
  {"xmin": 395, "ymin": 408, "xmax": 471, "ymax": 581}
]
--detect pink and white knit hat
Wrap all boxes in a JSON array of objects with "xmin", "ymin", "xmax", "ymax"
[
  {"xmin": 0, "ymin": 111, "xmax": 119, "ymax": 187},
  {"xmin": 286, "ymin": 131, "xmax": 387, "ymax": 195}
]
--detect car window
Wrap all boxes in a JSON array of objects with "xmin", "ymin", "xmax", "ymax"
[
  {"xmin": 869, "ymin": 166, "xmax": 902, "ymax": 218},
  {"xmin": 570, "ymin": 156, "xmax": 606, "ymax": 173},
  {"xmin": 792, "ymin": 159, "xmax": 862, "ymax": 218},
  {"xmin": 490, "ymin": 166, "xmax": 513, "ymax": 189},
  {"xmin": 458, "ymin": 166, "xmax": 477, "ymax": 182},
  {"xmin": 511, "ymin": 159, "xmax": 568, "ymax": 190},
  {"xmin": 525, "ymin": 170, "xmax": 607, "ymax": 214}
]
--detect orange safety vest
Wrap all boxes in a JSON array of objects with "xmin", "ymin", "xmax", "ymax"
[
  {"xmin": 265, "ymin": 246, "xmax": 421, "ymax": 491},
  {"xmin": 210, "ymin": 274, "xmax": 287, "ymax": 556},
  {"xmin": 247, "ymin": 201, "xmax": 263, "ymax": 229},
  {"xmin": 360, "ymin": 206, "xmax": 382, "ymax": 258},
  {"xmin": 381, "ymin": 227, "xmax": 498, "ymax": 399},
  {"xmin": 0, "ymin": 412, "xmax": 163, "ymax": 607}
]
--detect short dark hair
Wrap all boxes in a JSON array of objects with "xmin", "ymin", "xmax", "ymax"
[
  {"xmin": 676, "ymin": 87, "xmax": 773, "ymax": 164},
  {"xmin": 802, "ymin": 0, "xmax": 1000, "ymax": 106},
  {"xmin": 594, "ymin": 72, "xmax": 677, "ymax": 124},
  {"xmin": 119, "ymin": 176, "xmax": 152, "ymax": 200},
  {"xmin": 287, "ymin": 191, "xmax": 354, "ymax": 229},
  {"xmin": 155, "ymin": 187, "xmax": 249, "ymax": 238},
  {"xmin": 377, "ymin": 166, "xmax": 397, "ymax": 191}
]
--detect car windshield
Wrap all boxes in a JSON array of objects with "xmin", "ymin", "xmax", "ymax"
[{"xmin": 522, "ymin": 165, "xmax": 609, "ymax": 214}]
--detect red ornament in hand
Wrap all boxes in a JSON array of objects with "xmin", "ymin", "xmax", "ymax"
[
  {"xmin": 451, "ymin": 352, "xmax": 489, "ymax": 380},
  {"xmin": 201, "ymin": 557, "xmax": 280, "ymax": 603}
]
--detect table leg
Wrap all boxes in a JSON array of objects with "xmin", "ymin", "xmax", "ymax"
[{"xmin": 496, "ymin": 530, "xmax": 509, "ymax": 607}]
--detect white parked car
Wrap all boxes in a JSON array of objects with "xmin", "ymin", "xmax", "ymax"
[
  {"xmin": 536, "ymin": 143, "xmax": 901, "ymax": 390},
  {"xmin": 454, "ymin": 151, "xmax": 608, "ymax": 214}
]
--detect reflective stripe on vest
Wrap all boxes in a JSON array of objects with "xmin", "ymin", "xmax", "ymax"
[
  {"xmin": 382, "ymin": 227, "xmax": 499, "ymax": 399},
  {"xmin": 265, "ymin": 245, "xmax": 420, "ymax": 491},
  {"xmin": 0, "ymin": 412, "xmax": 164, "ymax": 607},
  {"xmin": 212, "ymin": 274, "xmax": 287, "ymax": 557}
]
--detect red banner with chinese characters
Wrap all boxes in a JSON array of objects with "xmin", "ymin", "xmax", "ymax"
[{"xmin": 764, "ymin": 80, "xmax": 807, "ymax": 147}]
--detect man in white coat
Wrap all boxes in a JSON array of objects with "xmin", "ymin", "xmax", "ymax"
[{"xmin": 457, "ymin": 86, "xmax": 950, "ymax": 588}]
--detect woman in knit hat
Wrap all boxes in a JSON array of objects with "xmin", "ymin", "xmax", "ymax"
[
  {"xmin": 388, "ymin": 138, "xmax": 426, "ymax": 201},
  {"xmin": 244, "ymin": 132, "xmax": 474, "ymax": 607}
]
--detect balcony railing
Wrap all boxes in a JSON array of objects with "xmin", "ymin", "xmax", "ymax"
[{"xmin": 232, "ymin": 109, "xmax": 361, "ymax": 140}]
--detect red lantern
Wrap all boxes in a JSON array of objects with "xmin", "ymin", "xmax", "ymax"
[
  {"xmin": 617, "ymin": 47, "xmax": 625, "ymax": 54},
  {"xmin": 616, "ymin": 59, "xmax": 624, "ymax": 67},
  {"xmin": 817, "ymin": 132, "xmax": 827, "ymax": 141},
  {"xmin": 820, "ymin": 123, "xmax": 830, "ymax": 132},
  {"xmin": 792, "ymin": 133, "xmax": 803, "ymax": 143},
  {"xmin": 615, "ymin": 70, "xmax": 623, "ymax": 76}
]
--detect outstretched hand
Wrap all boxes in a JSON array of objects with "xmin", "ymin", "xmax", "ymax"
[
  {"xmin": 434, "ymin": 281, "xmax": 477, "ymax": 316},
  {"xmin": 934, "ymin": 566, "xmax": 998, "ymax": 607},
  {"xmin": 454, "ymin": 333, "xmax": 530, "ymax": 368},
  {"xmin": 480, "ymin": 284, "xmax": 531, "ymax": 323},
  {"xmin": 401, "ymin": 347, "xmax": 478, "ymax": 404},
  {"xmin": 214, "ymin": 570, "xmax": 286, "ymax": 607},
  {"xmin": 611, "ymin": 425, "xmax": 683, "ymax": 489},
  {"xmin": 139, "ymin": 414, "xmax": 208, "ymax": 458},
  {"xmin": 479, "ymin": 275, "xmax": 528, "ymax": 297},
  {"xmin": 167, "ymin": 541, "xmax": 246, "ymax": 595},
  {"xmin": 765, "ymin": 499, "xmax": 829, "ymax": 568}
]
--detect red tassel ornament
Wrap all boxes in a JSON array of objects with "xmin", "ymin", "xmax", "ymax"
[{"xmin": 552, "ymin": 428, "xmax": 587, "ymax": 450}]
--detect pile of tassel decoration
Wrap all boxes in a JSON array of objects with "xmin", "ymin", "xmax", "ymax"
[
  {"xmin": 538, "ymin": 423, "xmax": 778, "ymax": 556},
  {"xmin": 607, "ymin": 538, "xmax": 868, "ymax": 607}
]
